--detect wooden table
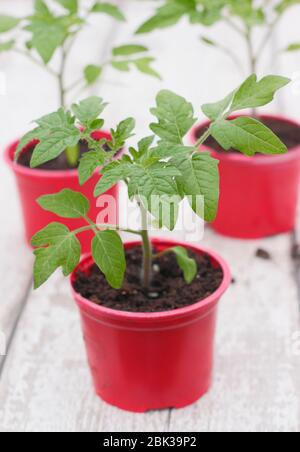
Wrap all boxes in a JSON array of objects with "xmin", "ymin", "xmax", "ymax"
[{"xmin": 0, "ymin": 0, "xmax": 299, "ymax": 432}]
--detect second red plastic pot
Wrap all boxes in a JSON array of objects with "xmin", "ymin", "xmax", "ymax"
[
  {"xmin": 4, "ymin": 131, "xmax": 119, "ymax": 253},
  {"xmin": 71, "ymin": 238, "xmax": 231, "ymax": 413},
  {"xmin": 190, "ymin": 114, "xmax": 300, "ymax": 239}
]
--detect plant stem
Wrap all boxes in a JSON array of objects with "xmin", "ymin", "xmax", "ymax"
[
  {"xmin": 139, "ymin": 203, "xmax": 152, "ymax": 290},
  {"xmin": 75, "ymin": 222, "xmax": 142, "ymax": 237},
  {"xmin": 223, "ymin": 17, "xmax": 245, "ymax": 37},
  {"xmin": 141, "ymin": 229, "xmax": 152, "ymax": 290},
  {"xmin": 245, "ymin": 27, "xmax": 257, "ymax": 74},
  {"xmin": 58, "ymin": 45, "xmax": 67, "ymax": 108},
  {"xmin": 245, "ymin": 27, "xmax": 258, "ymax": 117},
  {"xmin": 195, "ymin": 127, "xmax": 212, "ymax": 148},
  {"xmin": 256, "ymin": 17, "xmax": 281, "ymax": 62}
]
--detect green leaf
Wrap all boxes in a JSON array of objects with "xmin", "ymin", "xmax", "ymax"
[
  {"xmin": 202, "ymin": 75, "xmax": 290, "ymax": 120},
  {"xmin": 285, "ymin": 42, "xmax": 300, "ymax": 52},
  {"xmin": 31, "ymin": 223, "xmax": 81, "ymax": 289},
  {"xmin": 171, "ymin": 246, "xmax": 197, "ymax": 283},
  {"xmin": 112, "ymin": 44, "xmax": 148, "ymax": 56},
  {"xmin": 14, "ymin": 127, "xmax": 44, "ymax": 162},
  {"xmin": 189, "ymin": 0, "xmax": 226, "ymax": 26},
  {"xmin": 94, "ymin": 161, "xmax": 131, "ymax": 196},
  {"xmin": 28, "ymin": 110, "xmax": 79, "ymax": 167},
  {"xmin": 109, "ymin": 118, "xmax": 135, "ymax": 152},
  {"xmin": 152, "ymin": 144, "xmax": 195, "ymax": 159},
  {"xmin": 133, "ymin": 57, "xmax": 161, "ymax": 80},
  {"xmin": 37, "ymin": 189, "xmax": 90, "ymax": 218},
  {"xmin": 25, "ymin": 10, "xmax": 70, "ymax": 64},
  {"xmin": 72, "ymin": 96, "xmax": 107, "ymax": 126},
  {"xmin": 202, "ymin": 90, "xmax": 236, "ymax": 121},
  {"xmin": 136, "ymin": 1, "xmax": 193, "ymax": 34},
  {"xmin": 89, "ymin": 118, "xmax": 105, "ymax": 130},
  {"xmin": 136, "ymin": 136, "xmax": 155, "ymax": 160},
  {"xmin": 210, "ymin": 117, "xmax": 288, "ymax": 156},
  {"xmin": 92, "ymin": 230, "xmax": 126, "ymax": 289},
  {"xmin": 30, "ymin": 125, "xmax": 80, "ymax": 167},
  {"xmin": 84, "ymin": 64, "xmax": 102, "ymax": 85},
  {"xmin": 0, "ymin": 15, "xmax": 20, "ymax": 33},
  {"xmin": 276, "ymin": 0, "xmax": 300, "ymax": 14},
  {"xmin": 111, "ymin": 60, "xmax": 130, "ymax": 72},
  {"xmin": 0, "ymin": 39, "xmax": 15, "ymax": 52},
  {"xmin": 36, "ymin": 108, "xmax": 74, "ymax": 129},
  {"xmin": 27, "ymin": 21, "xmax": 66, "ymax": 64},
  {"xmin": 228, "ymin": 0, "xmax": 265, "ymax": 26},
  {"xmin": 91, "ymin": 2, "xmax": 126, "ymax": 21},
  {"xmin": 150, "ymin": 90, "xmax": 196, "ymax": 144},
  {"xmin": 55, "ymin": 0, "xmax": 78, "ymax": 14},
  {"xmin": 171, "ymin": 153, "xmax": 219, "ymax": 222},
  {"xmin": 229, "ymin": 75, "xmax": 290, "ymax": 113},
  {"xmin": 78, "ymin": 150, "xmax": 106, "ymax": 185},
  {"xmin": 129, "ymin": 164, "xmax": 181, "ymax": 230},
  {"xmin": 34, "ymin": 0, "xmax": 52, "ymax": 15}
]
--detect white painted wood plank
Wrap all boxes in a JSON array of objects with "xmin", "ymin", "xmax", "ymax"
[
  {"xmin": 0, "ymin": 232, "xmax": 299, "ymax": 432},
  {"xmin": 0, "ymin": 0, "xmax": 36, "ymax": 361},
  {"xmin": 169, "ymin": 232, "xmax": 300, "ymax": 433},
  {"xmin": 0, "ymin": 274, "xmax": 169, "ymax": 432}
]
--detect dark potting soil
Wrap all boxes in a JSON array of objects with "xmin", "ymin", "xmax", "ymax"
[
  {"xmin": 73, "ymin": 247, "xmax": 224, "ymax": 313},
  {"xmin": 255, "ymin": 248, "xmax": 272, "ymax": 260},
  {"xmin": 17, "ymin": 140, "xmax": 112, "ymax": 171},
  {"xmin": 196, "ymin": 118, "xmax": 300, "ymax": 154}
]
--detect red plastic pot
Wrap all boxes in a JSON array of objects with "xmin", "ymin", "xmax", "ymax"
[
  {"xmin": 4, "ymin": 131, "xmax": 119, "ymax": 253},
  {"xmin": 71, "ymin": 238, "xmax": 231, "ymax": 413},
  {"xmin": 190, "ymin": 114, "xmax": 300, "ymax": 239}
]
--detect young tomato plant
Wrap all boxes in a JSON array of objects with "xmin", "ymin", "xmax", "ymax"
[
  {"xmin": 136, "ymin": 0, "xmax": 300, "ymax": 75},
  {"xmin": 0, "ymin": 0, "xmax": 159, "ymax": 166},
  {"xmin": 18, "ymin": 74, "xmax": 289, "ymax": 292}
]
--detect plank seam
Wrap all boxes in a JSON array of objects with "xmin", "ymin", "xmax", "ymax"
[{"xmin": 0, "ymin": 276, "xmax": 33, "ymax": 377}]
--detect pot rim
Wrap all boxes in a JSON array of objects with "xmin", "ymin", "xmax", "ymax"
[
  {"xmin": 4, "ymin": 130, "xmax": 123, "ymax": 179},
  {"xmin": 189, "ymin": 113, "xmax": 300, "ymax": 165},
  {"xmin": 70, "ymin": 237, "xmax": 231, "ymax": 323}
]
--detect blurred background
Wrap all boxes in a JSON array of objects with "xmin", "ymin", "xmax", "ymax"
[{"xmin": 1, "ymin": 0, "xmax": 300, "ymax": 239}]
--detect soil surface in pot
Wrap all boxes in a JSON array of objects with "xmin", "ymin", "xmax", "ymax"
[
  {"xmin": 73, "ymin": 247, "xmax": 224, "ymax": 313},
  {"xmin": 17, "ymin": 140, "xmax": 112, "ymax": 171},
  {"xmin": 196, "ymin": 118, "xmax": 300, "ymax": 154}
]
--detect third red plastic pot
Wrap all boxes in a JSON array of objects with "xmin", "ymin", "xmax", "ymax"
[
  {"xmin": 190, "ymin": 114, "xmax": 300, "ymax": 239},
  {"xmin": 71, "ymin": 238, "xmax": 231, "ymax": 413},
  {"xmin": 4, "ymin": 131, "xmax": 119, "ymax": 253}
]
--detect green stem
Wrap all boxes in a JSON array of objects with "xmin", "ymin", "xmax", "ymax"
[
  {"xmin": 256, "ymin": 17, "xmax": 281, "ymax": 62},
  {"xmin": 245, "ymin": 27, "xmax": 257, "ymax": 117},
  {"xmin": 141, "ymin": 229, "xmax": 152, "ymax": 290},
  {"xmin": 245, "ymin": 28, "xmax": 257, "ymax": 74},
  {"xmin": 58, "ymin": 45, "xmax": 67, "ymax": 108},
  {"xmin": 195, "ymin": 127, "xmax": 212, "ymax": 148},
  {"xmin": 139, "ymin": 203, "xmax": 152, "ymax": 290},
  {"xmin": 223, "ymin": 17, "xmax": 245, "ymax": 37},
  {"xmin": 74, "ymin": 222, "xmax": 142, "ymax": 237}
]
